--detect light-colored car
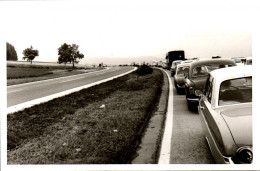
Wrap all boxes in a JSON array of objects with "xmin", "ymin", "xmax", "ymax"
[
  {"xmin": 173, "ymin": 63, "xmax": 190, "ymax": 94},
  {"xmin": 170, "ymin": 60, "xmax": 183, "ymax": 76},
  {"xmin": 196, "ymin": 65, "xmax": 252, "ymax": 164},
  {"xmin": 184, "ymin": 58, "xmax": 236, "ymax": 111}
]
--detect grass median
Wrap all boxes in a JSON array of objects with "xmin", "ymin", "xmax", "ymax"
[{"xmin": 7, "ymin": 67, "xmax": 164, "ymax": 164}]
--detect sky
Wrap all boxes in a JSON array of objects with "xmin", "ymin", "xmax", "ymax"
[{"xmin": 1, "ymin": 0, "xmax": 257, "ymax": 65}]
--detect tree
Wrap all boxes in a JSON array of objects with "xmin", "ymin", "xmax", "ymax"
[
  {"xmin": 6, "ymin": 42, "xmax": 18, "ymax": 61},
  {"xmin": 57, "ymin": 43, "xmax": 72, "ymax": 65},
  {"xmin": 58, "ymin": 43, "xmax": 84, "ymax": 68},
  {"xmin": 22, "ymin": 46, "xmax": 39, "ymax": 64}
]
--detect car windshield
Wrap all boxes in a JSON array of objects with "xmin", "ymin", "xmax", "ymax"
[
  {"xmin": 218, "ymin": 77, "xmax": 252, "ymax": 106},
  {"xmin": 176, "ymin": 66, "xmax": 189, "ymax": 75}
]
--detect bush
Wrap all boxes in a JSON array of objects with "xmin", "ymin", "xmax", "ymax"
[
  {"xmin": 137, "ymin": 64, "xmax": 153, "ymax": 75},
  {"xmin": 7, "ymin": 42, "xmax": 18, "ymax": 61}
]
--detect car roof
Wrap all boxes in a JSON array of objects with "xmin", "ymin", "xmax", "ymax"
[
  {"xmin": 210, "ymin": 65, "xmax": 252, "ymax": 82},
  {"xmin": 172, "ymin": 60, "xmax": 183, "ymax": 63},
  {"xmin": 190, "ymin": 58, "xmax": 235, "ymax": 67},
  {"xmin": 176, "ymin": 62, "xmax": 191, "ymax": 68}
]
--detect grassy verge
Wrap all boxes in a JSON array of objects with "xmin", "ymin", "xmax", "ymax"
[{"xmin": 7, "ymin": 68, "xmax": 164, "ymax": 164}]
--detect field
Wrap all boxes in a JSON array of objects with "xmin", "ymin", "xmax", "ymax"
[
  {"xmin": 7, "ymin": 62, "xmax": 98, "ymax": 85},
  {"xmin": 7, "ymin": 68, "xmax": 164, "ymax": 164},
  {"xmin": 7, "ymin": 67, "xmax": 53, "ymax": 79}
]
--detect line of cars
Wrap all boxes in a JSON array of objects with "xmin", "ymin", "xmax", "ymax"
[{"xmin": 170, "ymin": 57, "xmax": 253, "ymax": 164}]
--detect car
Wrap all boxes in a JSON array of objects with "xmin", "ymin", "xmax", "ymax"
[
  {"xmin": 170, "ymin": 60, "xmax": 183, "ymax": 76},
  {"xmin": 231, "ymin": 57, "xmax": 246, "ymax": 66},
  {"xmin": 181, "ymin": 59, "xmax": 194, "ymax": 64},
  {"xmin": 196, "ymin": 65, "xmax": 252, "ymax": 164},
  {"xmin": 173, "ymin": 63, "xmax": 191, "ymax": 94},
  {"xmin": 184, "ymin": 58, "xmax": 236, "ymax": 110},
  {"xmin": 245, "ymin": 57, "xmax": 252, "ymax": 65}
]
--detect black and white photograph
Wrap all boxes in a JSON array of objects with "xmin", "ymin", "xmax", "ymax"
[{"xmin": 1, "ymin": 0, "xmax": 260, "ymax": 171}]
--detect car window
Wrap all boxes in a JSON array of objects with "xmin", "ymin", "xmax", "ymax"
[
  {"xmin": 176, "ymin": 66, "xmax": 189, "ymax": 76},
  {"xmin": 219, "ymin": 77, "xmax": 252, "ymax": 106},
  {"xmin": 192, "ymin": 66, "xmax": 208, "ymax": 77}
]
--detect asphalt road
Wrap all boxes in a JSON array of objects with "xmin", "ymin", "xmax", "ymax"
[
  {"xmin": 7, "ymin": 66, "xmax": 135, "ymax": 107},
  {"xmin": 168, "ymin": 70, "xmax": 215, "ymax": 164}
]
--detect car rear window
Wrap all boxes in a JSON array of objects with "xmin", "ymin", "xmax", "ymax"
[
  {"xmin": 218, "ymin": 77, "xmax": 252, "ymax": 106},
  {"xmin": 176, "ymin": 66, "xmax": 189, "ymax": 75},
  {"xmin": 192, "ymin": 64, "xmax": 232, "ymax": 77}
]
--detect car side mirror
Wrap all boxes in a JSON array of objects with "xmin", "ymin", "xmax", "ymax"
[{"xmin": 195, "ymin": 90, "xmax": 203, "ymax": 97}]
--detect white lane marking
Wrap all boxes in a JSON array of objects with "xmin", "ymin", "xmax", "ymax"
[
  {"xmin": 7, "ymin": 67, "xmax": 137, "ymax": 114},
  {"xmin": 7, "ymin": 89, "xmax": 24, "ymax": 94},
  {"xmin": 7, "ymin": 67, "xmax": 110, "ymax": 88},
  {"xmin": 158, "ymin": 69, "xmax": 174, "ymax": 164}
]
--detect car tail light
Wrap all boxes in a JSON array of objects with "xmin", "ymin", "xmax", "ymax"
[
  {"xmin": 189, "ymin": 87, "xmax": 195, "ymax": 94},
  {"xmin": 236, "ymin": 147, "xmax": 253, "ymax": 164}
]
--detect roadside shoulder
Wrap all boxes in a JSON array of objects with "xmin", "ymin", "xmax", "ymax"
[{"xmin": 131, "ymin": 69, "xmax": 169, "ymax": 164}]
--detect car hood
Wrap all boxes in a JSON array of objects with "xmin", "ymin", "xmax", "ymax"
[{"xmin": 220, "ymin": 106, "xmax": 252, "ymax": 147}]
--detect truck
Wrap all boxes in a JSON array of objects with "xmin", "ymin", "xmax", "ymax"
[{"xmin": 165, "ymin": 50, "xmax": 185, "ymax": 69}]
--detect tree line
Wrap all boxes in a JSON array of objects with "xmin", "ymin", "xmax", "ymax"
[{"xmin": 6, "ymin": 42, "xmax": 84, "ymax": 68}]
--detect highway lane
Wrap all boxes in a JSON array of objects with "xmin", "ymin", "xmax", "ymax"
[
  {"xmin": 161, "ymin": 69, "xmax": 215, "ymax": 164},
  {"xmin": 7, "ymin": 66, "xmax": 135, "ymax": 108}
]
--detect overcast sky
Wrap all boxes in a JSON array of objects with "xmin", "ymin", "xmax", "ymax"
[{"xmin": 0, "ymin": 0, "xmax": 257, "ymax": 65}]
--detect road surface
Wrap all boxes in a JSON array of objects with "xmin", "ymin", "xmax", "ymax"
[
  {"xmin": 160, "ymin": 69, "xmax": 215, "ymax": 164},
  {"xmin": 7, "ymin": 66, "xmax": 135, "ymax": 108}
]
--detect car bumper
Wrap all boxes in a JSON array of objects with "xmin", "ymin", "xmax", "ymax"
[{"xmin": 186, "ymin": 97, "xmax": 199, "ymax": 103}]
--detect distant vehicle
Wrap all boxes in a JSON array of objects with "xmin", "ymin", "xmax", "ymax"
[
  {"xmin": 245, "ymin": 57, "xmax": 252, "ymax": 65},
  {"xmin": 231, "ymin": 57, "xmax": 246, "ymax": 65},
  {"xmin": 162, "ymin": 62, "xmax": 168, "ymax": 69},
  {"xmin": 184, "ymin": 58, "xmax": 236, "ymax": 111},
  {"xmin": 170, "ymin": 60, "xmax": 182, "ymax": 76},
  {"xmin": 212, "ymin": 56, "xmax": 221, "ymax": 59},
  {"xmin": 196, "ymin": 65, "xmax": 252, "ymax": 164},
  {"xmin": 181, "ymin": 60, "xmax": 194, "ymax": 64},
  {"xmin": 173, "ymin": 63, "xmax": 191, "ymax": 94},
  {"xmin": 165, "ymin": 50, "xmax": 185, "ymax": 69}
]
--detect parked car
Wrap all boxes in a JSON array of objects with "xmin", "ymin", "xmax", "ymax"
[
  {"xmin": 181, "ymin": 59, "xmax": 194, "ymax": 64},
  {"xmin": 196, "ymin": 65, "xmax": 252, "ymax": 164},
  {"xmin": 170, "ymin": 60, "xmax": 183, "ymax": 76},
  {"xmin": 184, "ymin": 58, "xmax": 236, "ymax": 110},
  {"xmin": 173, "ymin": 63, "xmax": 190, "ymax": 94}
]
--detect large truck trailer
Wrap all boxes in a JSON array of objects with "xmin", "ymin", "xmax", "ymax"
[{"xmin": 165, "ymin": 50, "xmax": 185, "ymax": 69}]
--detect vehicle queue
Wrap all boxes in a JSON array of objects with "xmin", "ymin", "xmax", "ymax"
[{"xmin": 169, "ymin": 57, "xmax": 253, "ymax": 164}]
